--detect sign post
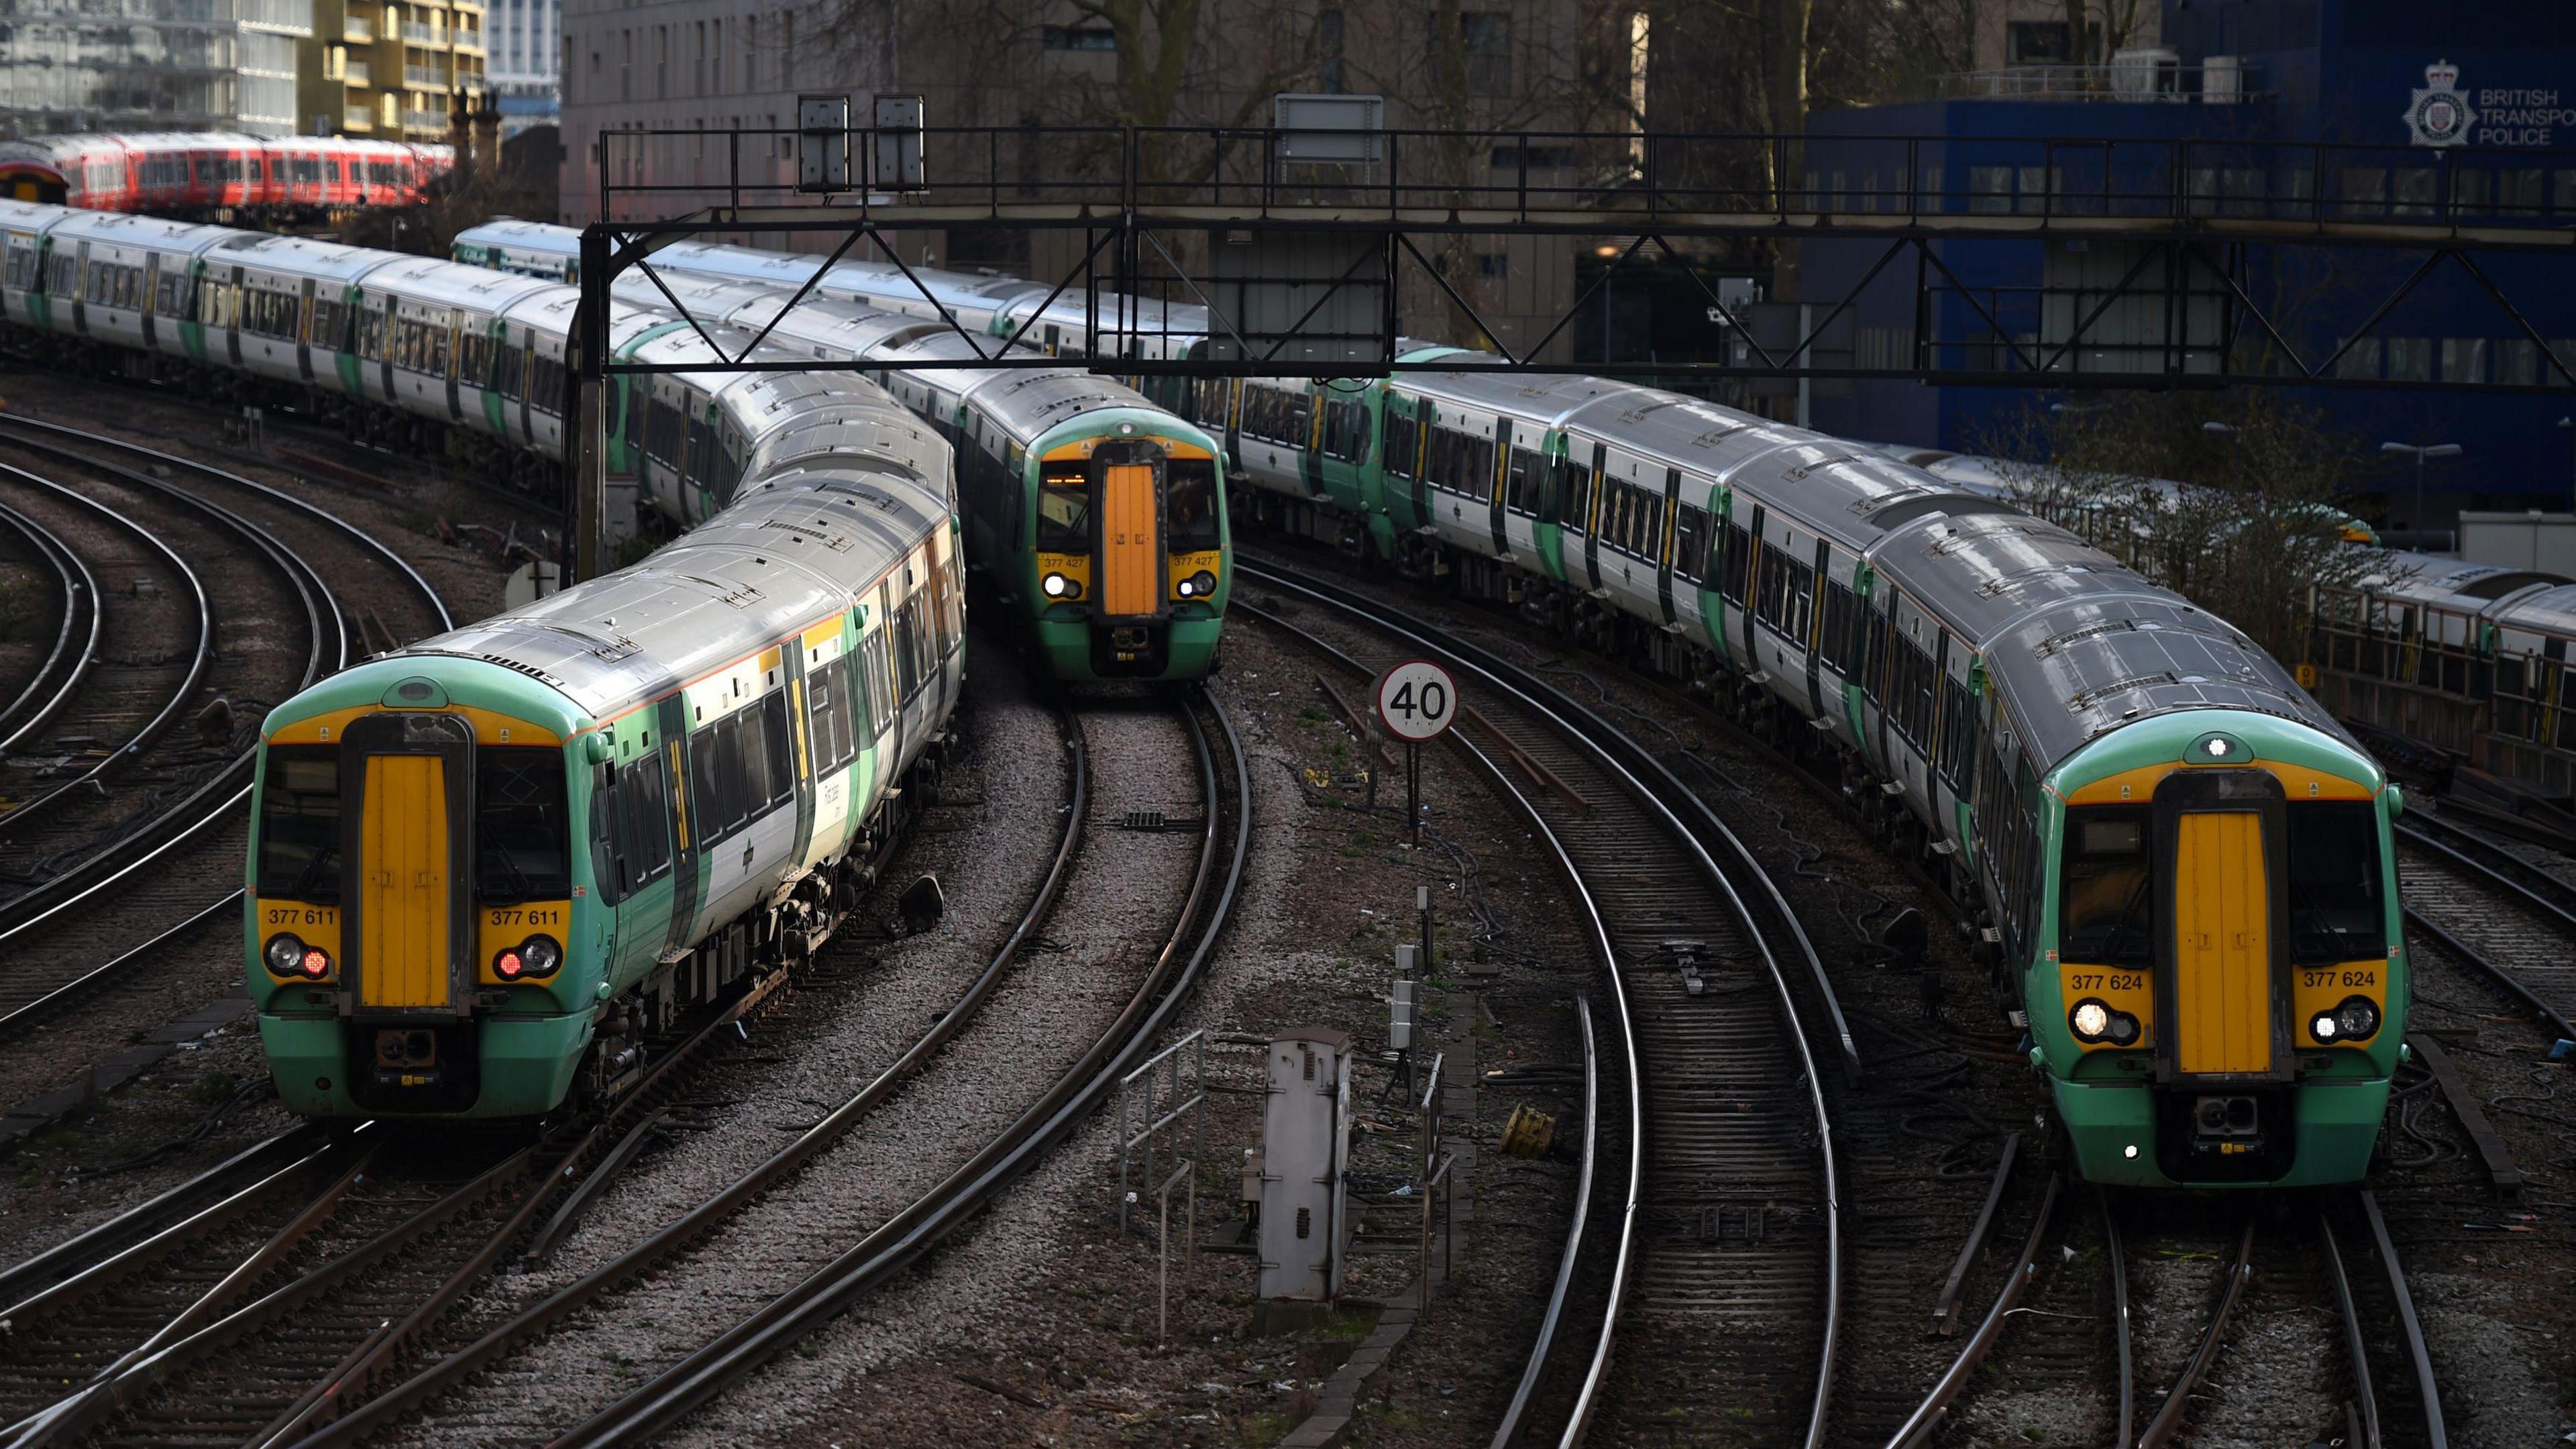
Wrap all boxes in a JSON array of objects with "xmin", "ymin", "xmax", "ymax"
[{"xmin": 1373, "ymin": 659, "xmax": 1458, "ymax": 847}]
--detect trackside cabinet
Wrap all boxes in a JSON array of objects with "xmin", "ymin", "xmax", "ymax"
[{"xmin": 1257, "ymin": 1026, "xmax": 1354, "ymax": 1301}]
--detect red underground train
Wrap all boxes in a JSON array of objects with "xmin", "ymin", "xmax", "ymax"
[{"xmin": 0, "ymin": 133, "xmax": 454, "ymax": 213}]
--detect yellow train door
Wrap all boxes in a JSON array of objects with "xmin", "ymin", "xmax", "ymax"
[
  {"xmin": 2171, "ymin": 810, "xmax": 2273, "ymax": 1075},
  {"xmin": 1099, "ymin": 462, "xmax": 1160, "ymax": 617},
  {"xmin": 359, "ymin": 753, "xmax": 452, "ymax": 1010}
]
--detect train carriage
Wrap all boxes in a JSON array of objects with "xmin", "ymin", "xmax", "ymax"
[{"xmin": 251, "ymin": 396, "xmax": 959, "ymax": 1117}]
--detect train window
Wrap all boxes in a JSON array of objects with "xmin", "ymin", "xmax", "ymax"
[
  {"xmin": 1937, "ymin": 674, "xmax": 1976, "ymax": 788},
  {"xmin": 1504, "ymin": 447, "xmax": 1544, "ymax": 516},
  {"xmin": 4, "ymin": 238, "xmax": 36, "ymax": 292},
  {"xmin": 646, "ymin": 394, "xmax": 683, "ymax": 466},
  {"xmin": 1817, "ymin": 580, "xmax": 1858, "ymax": 672},
  {"xmin": 1036, "ymin": 468, "xmax": 1088, "ymax": 551},
  {"xmin": 256, "ymin": 745, "xmax": 342, "ymax": 903},
  {"xmin": 594, "ymin": 748, "xmax": 674, "ymax": 902},
  {"xmin": 859, "ymin": 629, "xmax": 893, "ymax": 735},
  {"xmin": 1719, "ymin": 521, "xmax": 1752, "ymax": 604},
  {"xmin": 2058, "ymin": 807, "xmax": 2153, "ymax": 966},
  {"xmin": 476, "ymin": 747, "xmax": 572, "ymax": 904},
  {"xmin": 1672, "ymin": 506, "xmax": 1706, "ymax": 581},
  {"xmin": 755, "ymin": 693, "xmax": 793, "ymax": 805},
  {"xmin": 1384, "ymin": 411, "xmax": 1419, "ymax": 480},
  {"xmin": 684, "ymin": 410, "xmax": 716, "ymax": 486},
  {"xmin": 892, "ymin": 593, "xmax": 923, "ymax": 700},
  {"xmin": 808, "ymin": 657, "xmax": 857, "ymax": 772},
  {"xmin": 2286, "ymin": 802, "xmax": 2383, "ymax": 964},
  {"xmin": 1169, "ymin": 460, "xmax": 1220, "ymax": 552},
  {"xmin": 46, "ymin": 250, "xmax": 76, "ymax": 298}
]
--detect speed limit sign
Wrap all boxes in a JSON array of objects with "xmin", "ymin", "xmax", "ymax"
[{"xmin": 1375, "ymin": 660, "xmax": 1458, "ymax": 743}]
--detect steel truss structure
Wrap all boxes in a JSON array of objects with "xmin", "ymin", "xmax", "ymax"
[{"xmin": 576, "ymin": 121, "xmax": 2576, "ymax": 392}]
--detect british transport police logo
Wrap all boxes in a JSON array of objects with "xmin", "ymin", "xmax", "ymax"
[{"xmin": 2403, "ymin": 59, "xmax": 2476, "ymax": 147}]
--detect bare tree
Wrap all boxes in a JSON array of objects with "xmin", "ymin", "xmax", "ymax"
[{"xmin": 1973, "ymin": 392, "xmax": 2385, "ymax": 663}]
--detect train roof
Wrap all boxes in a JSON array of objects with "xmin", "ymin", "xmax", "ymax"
[
  {"xmin": 1984, "ymin": 586, "xmax": 2334, "ymax": 767},
  {"xmin": 2490, "ymin": 582, "xmax": 2576, "ymax": 641},
  {"xmin": 2354, "ymin": 552, "xmax": 2563, "ymax": 610},
  {"xmin": 360, "ymin": 254, "xmax": 563, "ymax": 311},
  {"xmin": 1395, "ymin": 368, "xmax": 1646, "ymax": 424},
  {"xmin": 405, "ymin": 466, "xmax": 947, "ymax": 719},
  {"xmin": 206, "ymin": 228, "xmax": 390, "ymax": 282},
  {"xmin": 0, "ymin": 200, "xmax": 60, "ymax": 231},
  {"xmin": 34, "ymin": 208, "xmax": 229, "ymax": 251}
]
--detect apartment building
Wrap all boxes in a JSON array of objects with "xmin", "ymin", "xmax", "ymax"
[
  {"xmin": 0, "ymin": 0, "xmax": 316, "ymax": 138},
  {"xmin": 301, "ymin": 0, "xmax": 486, "ymax": 139}
]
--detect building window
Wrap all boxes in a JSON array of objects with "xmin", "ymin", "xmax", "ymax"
[
  {"xmin": 1460, "ymin": 11, "xmax": 1510, "ymax": 93},
  {"xmin": 1969, "ymin": 165, "xmax": 2014, "ymax": 213},
  {"xmin": 2006, "ymin": 21, "xmax": 2073, "ymax": 64},
  {"xmin": 2441, "ymin": 338, "xmax": 2487, "ymax": 384},
  {"xmin": 1042, "ymin": 24, "xmax": 1116, "ymax": 50},
  {"xmin": 2334, "ymin": 338, "xmax": 2382, "ymax": 380},
  {"xmin": 1320, "ymin": 7, "xmax": 1344, "ymax": 93},
  {"xmin": 2386, "ymin": 337, "xmax": 2432, "ymax": 383},
  {"xmin": 1476, "ymin": 251, "xmax": 1507, "ymax": 278},
  {"xmin": 2500, "ymin": 338, "xmax": 2540, "ymax": 387}
]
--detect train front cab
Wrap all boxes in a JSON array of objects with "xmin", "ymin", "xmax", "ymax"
[
  {"xmin": 2039, "ymin": 713, "xmax": 2401, "ymax": 1189},
  {"xmin": 1027, "ymin": 419, "xmax": 1228, "ymax": 681},
  {"xmin": 250, "ymin": 666, "xmax": 598, "ymax": 1119}
]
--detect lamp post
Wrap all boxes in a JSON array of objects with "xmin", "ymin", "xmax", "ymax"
[{"xmin": 2379, "ymin": 441, "xmax": 2463, "ymax": 548}]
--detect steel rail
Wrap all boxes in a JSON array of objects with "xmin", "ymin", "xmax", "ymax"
[
  {"xmin": 2319, "ymin": 1208, "xmax": 2383, "ymax": 1449},
  {"xmin": 1880, "ymin": 1171, "xmax": 2061, "ymax": 1449},
  {"xmin": 0, "ymin": 499, "xmax": 97, "ymax": 752},
  {"xmin": 2359, "ymin": 1190, "xmax": 2447, "ymax": 1449},
  {"xmin": 2398, "ymin": 822, "xmax": 2576, "ymax": 1039},
  {"xmin": 277, "ymin": 696, "xmax": 1114, "ymax": 1446},
  {"xmin": 2137, "ymin": 1216, "xmax": 2257, "ymax": 1449},
  {"xmin": 1487, "ymin": 993, "xmax": 1601, "ymax": 1449},
  {"xmin": 2400, "ymin": 906, "xmax": 2576, "ymax": 1044},
  {"xmin": 0, "ymin": 457, "xmax": 222, "ymax": 850},
  {"xmin": 2101, "ymin": 1187, "xmax": 2134, "ymax": 1449},
  {"xmin": 1240, "ymin": 558, "xmax": 1845, "ymax": 1449},
  {"xmin": 2, "ymin": 954, "xmax": 796, "ymax": 1449},
  {"xmin": 1232, "ymin": 592, "xmax": 1640, "ymax": 1449},
  {"xmin": 1240, "ymin": 553, "xmax": 1858, "ymax": 1075},
  {"xmin": 0, "ymin": 417, "xmax": 451, "ymax": 1039},
  {"xmin": 0, "ymin": 413, "xmax": 454, "ymax": 635},
  {"xmin": 537, "ymin": 689, "xmax": 1251, "ymax": 1449},
  {"xmin": 0, "ymin": 1122, "xmax": 327, "ymax": 1306}
]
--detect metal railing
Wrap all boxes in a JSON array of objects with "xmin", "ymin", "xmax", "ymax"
[
  {"xmin": 342, "ymin": 17, "xmax": 372, "ymax": 41},
  {"xmin": 590, "ymin": 122, "xmax": 2576, "ymax": 238},
  {"xmin": 1112, "ymin": 1028, "xmax": 1205, "ymax": 1234},
  {"xmin": 1936, "ymin": 62, "xmax": 2259, "ymax": 103}
]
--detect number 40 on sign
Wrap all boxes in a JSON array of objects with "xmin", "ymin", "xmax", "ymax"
[{"xmin": 1373, "ymin": 660, "xmax": 1456, "ymax": 845}]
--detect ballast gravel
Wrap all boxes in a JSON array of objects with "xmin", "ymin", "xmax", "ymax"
[{"xmin": 380, "ymin": 668, "xmax": 1216, "ymax": 1447}]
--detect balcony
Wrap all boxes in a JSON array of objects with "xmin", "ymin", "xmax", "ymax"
[
  {"xmin": 343, "ymin": 15, "xmax": 372, "ymax": 41},
  {"xmin": 452, "ymin": 28, "xmax": 482, "ymax": 52},
  {"xmin": 343, "ymin": 105, "xmax": 373, "ymax": 130},
  {"xmin": 405, "ymin": 64, "xmax": 449, "ymax": 87},
  {"xmin": 402, "ymin": 108, "xmax": 448, "ymax": 133},
  {"xmin": 343, "ymin": 58, "xmax": 370, "ymax": 85},
  {"xmin": 402, "ymin": 21, "xmax": 439, "ymax": 44}
]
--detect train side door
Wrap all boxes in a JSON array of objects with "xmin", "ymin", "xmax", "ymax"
[
  {"xmin": 69, "ymin": 240, "xmax": 87, "ymax": 337},
  {"xmin": 225, "ymin": 264, "xmax": 244, "ymax": 367},
  {"xmin": 445, "ymin": 308, "xmax": 464, "ymax": 422},
  {"xmin": 1654, "ymin": 466, "xmax": 1680, "ymax": 627},
  {"xmin": 1583, "ymin": 442, "xmax": 1605, "ymax": 591},
  {"xmin": 296, "ymin": 276, "xmax": 315, "ymax": 383},
  {"xmin": 1805, "ymin": 537, "xmax": 1830, "ymax": 718},
  {"xmin": 140, "ymin": 252, "xmax": 158, "ymax": 350}
]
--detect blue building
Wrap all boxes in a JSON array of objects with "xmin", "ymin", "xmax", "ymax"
[{"xmin": 1802, "ymin": 0, "xmax": 2576, "ymax": 531}]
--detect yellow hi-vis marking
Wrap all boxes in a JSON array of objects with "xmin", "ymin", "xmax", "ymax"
[
  {"xmin": 360, "ymin": 754, "xmax": 449, "ymax": 1009},
  {"xmin": 2173, "ymin": 810, "xmax": 2273, "ymax": 1075}
]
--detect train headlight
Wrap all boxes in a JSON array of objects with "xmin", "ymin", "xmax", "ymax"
[
  {"xmin": 496, "ymin": 936, "xmax": 561, "ymax": 981},
  {"xmin": 2106, "ymin": 1010, "xmax": 2142, "ymax": 1046},
  {"xmin": 2309, "ymin": 1010, "xmax": 2339, "ymax": 1042},
  {"xmin": 2333, "ymin": 996, "xmax": 2380, "ymax": 1041},
  {"xmin": 1042, "ymin": 572, "xmax": 1082, "ymax": 601},
  {"xmin": 2069, "ymin": 999, "xmax": 2112, "ymax": 1042},
  {"xmin": 1178, "ymin": 569, "xmax": 1217, "ymax": 598},
  {"xmin": 265, "ymin": 933, "xmax": 306, "ymax": 975}
]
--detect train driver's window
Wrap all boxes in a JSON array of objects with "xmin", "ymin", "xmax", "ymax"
[
  {"xmin": 1168, "ymin": 460, "xmax": 1220, "ymax": 553},
  {"xmin": 2058, "ymin": 807, "xmax": 2153, "ymax": 966},
  {"xmin": 1036, "ymin": 468, "xmax": 1088, "ymax": 551},
  {"xmin": 257, "ymin": 746, "xmax": 342, "ymax": 903},
  {"xmin": 2286, "ymin": 801, "xmax": 2381, "ymax": 964},
  {"xmin": 476, "ymin": 747, "xmax": 572, "ymax": 903}
]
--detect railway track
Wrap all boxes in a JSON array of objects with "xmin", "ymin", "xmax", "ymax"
[
  {"xmin": 2395, "ymin": 816, "xmax": 2576, "ymax": 1042},
  {"xmin": 235, "ymin": 685, "xmax": 1248, "ymax": 1448},
  {"xmin": 0, "ymin": 415, "xmax": 449, "ymax": 1050},
  {"xmin": 1878, "ymin": 1187, "xmax": 2444, "ymax": 1449},
  {"xmin": 0, "ymin": 677, "xmax": 1085, "ymax": 1448},
  {"xmin": 1233, "ymin": 557, "xmax": 1847, "ymax": 1449},
  {"xmin": 0, "ymin": 498, "xmax": 97, "ymax": 756}
]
